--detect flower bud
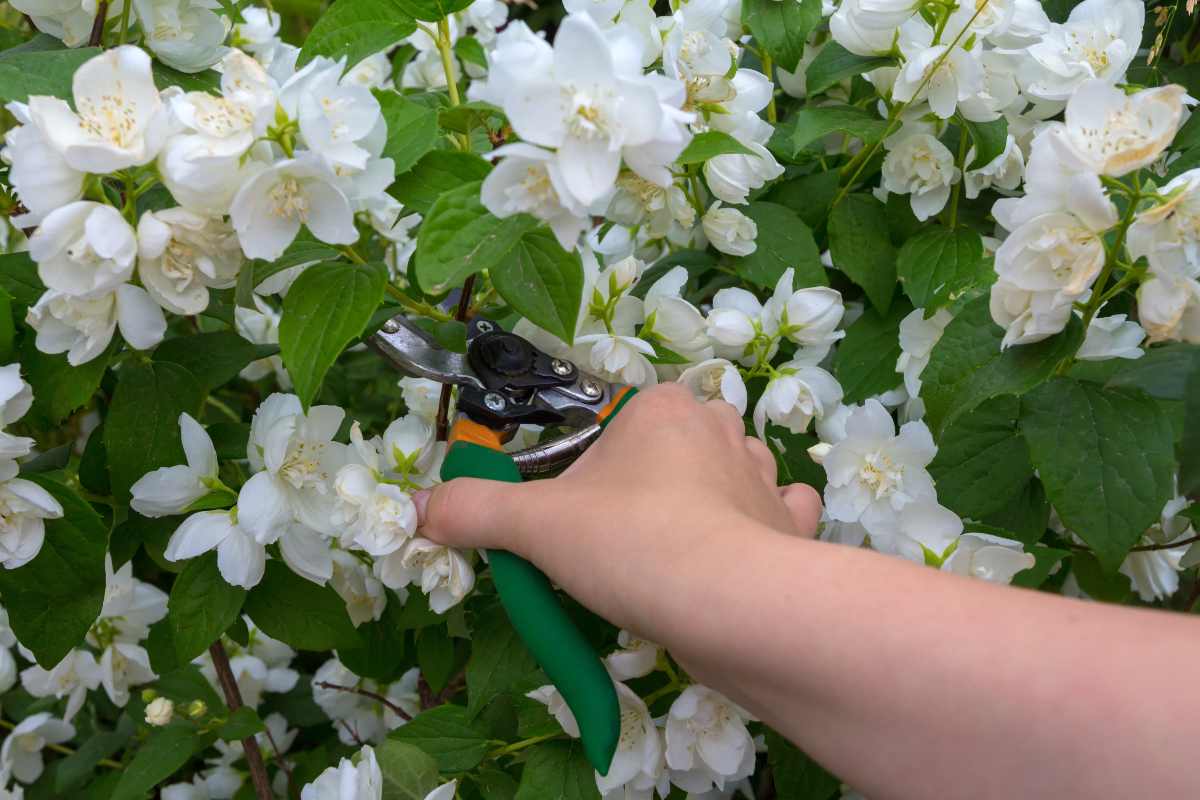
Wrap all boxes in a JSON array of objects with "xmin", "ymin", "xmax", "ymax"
[
  {"xmin": 186, "ymin": 699, "xmax": 208, "ymax": 719},
  {"xmin": 144, "ymin": 697, "xmax": 174, "ymax": 727},
  {"xmin": 140, "ymin": 688, "xmax": 158, "ymax": 703}
]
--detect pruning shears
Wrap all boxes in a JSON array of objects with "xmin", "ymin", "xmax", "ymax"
[{"xmin": 371, "ymin": 314, "xmax": 637, "ymax": 775}]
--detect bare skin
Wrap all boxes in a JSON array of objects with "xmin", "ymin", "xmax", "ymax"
[{"xmin": 414, "ymin": 383, "xmax": 1200, "ymax": 800}]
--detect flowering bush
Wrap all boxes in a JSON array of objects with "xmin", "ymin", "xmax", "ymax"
[{"xmin": 0, "ymin": 0, "xmax": 1197, "ymax": 796}]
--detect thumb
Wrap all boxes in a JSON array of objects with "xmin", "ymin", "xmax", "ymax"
[{"xmin": 413, "ymin": 478, "xmax": 543, "ymax": 553}]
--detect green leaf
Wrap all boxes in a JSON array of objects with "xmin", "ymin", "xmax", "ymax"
[
  {"xmin": 111, "ymin": 725, "xmax": 216, "ymax": 800},
  {"xmin": 929, "ymin": 396, "xmax": 1034, "ymax": 521},
  {"xmin": 676, "ymin": 130, "xmax": 755, "ymax": 164},
  {"xmin": 390, "ymin": 151, "xmax": 492, "ymax": 215},
  {"xmin": 280, "ymin": 261, "xmax": 388, "ymax": 409},
  {"xmin": 21, "ymin": 335, "xmax": 115, "ymax": 429},
  {"xmin": 473, "ymin": 768, "xmax": 520, "ymax": 800},
  {"xmin": 806, "ymin": 42, "xmax": 893, "ymax": 96},
  {"xmin": 55, "ymin": 716, "xmax": 135, "ymax": 795},
  {"xmin": 154, "ymin": 332, "xmax": 278, "ymax": 393},
  {"xmin": 218, "ymin": 707, "xmax": 265, "ymax": 741},
  {"xmin": 961, "ymin": 117, "xmax": 1009, "ymax": 170},
  {"xmin": 389, "ymin": 704, "xmax": 490, "ymax": 773},
  {"xmin": 414, "ymin": 182, "xmax": 538, "ymax": 293},
  {"xmin": 765, "ymin": 729, "xmax": 840, "ymax": 800},
  {"xmin": 154, "ymin": 663, "xmax": 226, "ymax": 712},
  {"xmin": 828, "ymin": 193, "xmax": 896, "ymax": 312},
  {"xmin": 920, "ymin": 295, "xmax": 1083, "ymax": 436},
  {"xmin": 492, "ymin": 230, "xmax": 584, "ymax": 345},
  {"xmin": 832, "ymin": 299, "xmax": 909, "ymax": 403},
  {"xmin": 439, "ymin": 100, "xmax": 504, "ymax": 135},
  {"xmin": 770, "ymin": 430, "xmax": 827, "ymax": 492},
  {"xmin": 244, "ymin": 561, "xmax": 362, "ymax": 651},
  {"xmin": 1070, "ymin": 551, "xmax": 1132, "ymax": 603},
  {"xmin": 454, "ymin": 36, "xmax": 488, "ymax": 69},
  {"xmin": 1020, "ymin": 378, "xmax": 1177, "ymax": 571},
  {"xmin": 1180, "ymin": 367, "xmax": 1200, "ymax": 497},
  {"xmin": 416, "ymin": 625, "xmax": 456, "ymax": 693},
  {"xmin": 762, "ymin": 170, "xmax": 841, "ymax": 230},
  {"xmin": 772, "ymin": 105, "xmax": 887, "ymax": 161},
  {"xmin": 1104, "ymin": 343, "xmax": 1200, "ymax": 400},
  {"xmin": 896, "ymin": 226, "xmax": 988, "ymax": 311},
  {"xmin": 392, "ymin": 0, "xmax": 473, "ymax": 21},
  {"xmin": 465, "ymin": 604, "xmax": 542, "ymax": 718},
  {"xmin": 1011, "ymin": 545, "xmax": 1069, "ymax": 589},
  {"xmin": 0, "ymin": 252, "xmax": 45, "ymax": 306},
  {"xmin": 0, "ymin": 46, "xmax": 100, "ymax": 102},
  {"xmin": 742, "ymin": 0, "xmax": 822, "ymax": 70},
  {"xmin": 0, "ymin": 292, "xmax": 13, "ymax": 364},
  {"xmin": 168, "ymin": 554, "xmax": 247, "ymax": 663},
  {"xmin": 298, "ymin": 0, "xmax": 417, "ymax": 69},
  {"xmin": 105, "ymin": 361, "xmax": 204, "ymax": 501},
  {"xmin": 0, "ymin": 476, "xmax": 106, "ymax": 667},
  {"xmin": 338, "ymin": 593, "xmax": 411, "ymax": 682},
  {"xmin": 738, "ymin": 202, "xmax": 825, "ymax": 290},
  {"xmin": 376, "ymin": 90, "xmax": 440, "ymax": 175},
  {"xmin": 377, "ymin": 740, "xmax": 443, "ymax": 800},
  {"xmin": 152, "ymin": 64, "xmax": 220, "ymax": 93},
  {"xmin": 514, "ymin": 741, "xmax": 600, "ymax": 800},
  {"xmin": 981, "ymin": 479, "xmax": 1049, "ymax": 547},
  {"xmin": 251, "ymin": 233, "xmax": 342, "ymax": 288}
]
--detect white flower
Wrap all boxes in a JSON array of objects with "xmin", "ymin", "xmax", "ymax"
[
  {"xmin": 642, "ymin": 267, "xmax": 710, "ymax": 359},
  {"xmin": 312, "ymin": 661, "xmax": 419, "ymax": 744},
  {"xmin": 881, "ymin": 128, "xmax": 960, "ymax": 221},
  {"xmin": 334, "ymin": 464, "xmax": 418, "ymax": 557},
  {"xmin": 527, "ymin": 684, "xmax": 581, "ymax": 737},
  {"xmin": 466, "ymin": 21, "xmax": 554, "ymax": 108},
  {"xmin": 131, "ymin": 413, "xmax": 222, "ymax": 517},
  {"xmin": 895, "ymin": 308, "xmax": 953, "ymax": 399},
  {"xmin": 381, "ymin": 415, "xmax": 439, "ymax": 477},
  {"xmin": 575, "ymin": 331, "xmax": 659, "ymax": 388},
  {"xmin": 964, "ymin": 135, "xmax": 1025, "ymax": 200},
  {"xmin": 1119, "ymin": 495, "xmax": 1195, "ymax": 603},
  {"xmin": 400, "ymin": 378, "xmax": 443, "ymax": 421},
  {"xmin": 0, "ymin": 467, "xmax": 64, "ymax": 569},
  {"xmin": 753, "ymin": 363, "xmax": 843, "ymax": 440},
  {"xmin": 665, "ymin": 685, "xmax": 755, "ymax": 794},
  {"xmin": 233, "ymin": 7, "xmax": 281, "ymax": 56},
  {"xmin": 830, "ymin": 0, "xmax": 902, "ymax": 56},
  {"xmin": 1129, "ymin": 169, "xmax": 1200, "ymax": 278},
  {"xmin": 597, "ymin": 683, "xmax": 669, "ymax": 799},
  {"xmin": 157, "ymin": 133, "xmax": 263, "ymax": 217},
  {"xmin": 481, "ymin": 143, "xmax": 591, "ymax": 249},
  {"xmin": 702, "ymin": 203, "xmax": 757, "ymax": 257},
  {"xmin": 0, "ymin": 101, "xmax": 84, "ymax": 227},
  {"xmin": 774, "ymin": 280, "xmax": 846, "ymax": 357},
  {"xmin": 230, "ymin": 155, "xmax": 358, "ymax": 260},
  {"xmin": 134, "ymin": 0, "xmax": 228, "ymax": 73},
  {"xmin": 0, "ymin": 712, "xmax": 74, "ymax": 784},
  {"xmin": 26, "ymin": 286, "xmax": 166, "ymax": 365},
  {"xmin": 1020, "ymin": 0, "xmax": 1144, "ymax": 101},
  {"xmin": 300, "ymin": 745, "xmax": 382, "ymax": 800},
  {"xmin": 145, "ymin": 697, "xmax": 175, "ymax": 726},
  {"xmin": 703, "ymin": 140, "xmax": 785, "ymax": 206},
  {"xmin": 604, "ymin": 631, "xmax": 661, "ymax": 681},
  {"xmin": 0, "ymin": 646, "xmax": 15, "ymax": 696},
  {"xmin": 677, "ymin": 359, "xmax": 747, "ymax": 416},
  {"xmin": 422, "ymin": 782, "xmax": 458, "ymax": 800},
  {"xmin": 27, "ymin": 46, "xmax": 168, "ymax": 173},
  {"xmin": 329, "ymin": 550, "xmax": 387, "ymax": 627},
  {"xmin": 1058, "ymin": 81, "xmax": 1188, "ymax": 177},
  {"xmin": 705, "ymin": 288, "xmax": 766, "ymax": 352},
  {"xmin": 989, "ymin": 281, "xmax": 1078, "ymax": 349},
  {"xmin": 235, "ymin": 297, "xmax": 290, "ymax": 386},
  {"xmin": 137, "ymin": 208, "xmax": 242, "ymax": 315},
  {"xmin": 0, "ymin": 365, "xmax": 34, "ymax": 461},
  {"xmin": 96, "ymin": 557, "xmax": 169, "ymax": 644},
  {"xmin": 10, "ymin": 0, "xmax": 119, "ymax": 47},
  {"xmin": 20, "ymin": 649, "xmax": 102, "ymax": 722},
  {"xmin": 165, "ymin": 510, "xmax": 266, "ymax": 589},
  {"xmin": 822, "ymin": 399, "xmax": 941, "ymax": 539},
  {"xmin": 1077, "ymin": 314, "xmax": 1145, "ymax": 361},
  {"xmin": 283, "ymin": 57, "xmax": 382, "ymax": 172},
  {"xmin": 892, "ymin": 33, "xmax": 984, "ymax": 120},
  {"xmin": 941, "ymin": 533, "xmax": 1035, "ymax": 583},
  {"xmin": 1136, "ymin": 271, "xmax": 1200, "ymax": 344},
  {"xmin": 29, "ymin": 202, "xmax": 136, "ymax": 299},
  {"xmin": 374, "ymin": 538, "xmax": 475, "ymax": 614},
  {"xmin": 240, "ymin": 394, "xmax": 348, "ymax": 539}
]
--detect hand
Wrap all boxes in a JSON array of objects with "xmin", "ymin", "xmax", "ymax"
[{"xmin": 414, "ymin": 383, "xmax": 822, "ymax": 651}]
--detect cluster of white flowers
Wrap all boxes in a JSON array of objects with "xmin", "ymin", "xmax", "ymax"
[
  {"xmin": 0, "ymin": 366, "xmax": 62, "ymax": 570},
  {"xmin": 296, "ymin": 744, "xmax": 456, "ymax": 800}
]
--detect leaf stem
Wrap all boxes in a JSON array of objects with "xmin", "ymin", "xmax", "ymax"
[
  {"xmin": 384, "ymin": 284, "xmax": 455, "ymax": 323},
  {"xmin": 117, "ymin": 0, "xmax": 131, "ymax": 45},
  {"xmin": 487, "ymin": 732, "xmax": 563, "ymax": 760},
  {"xmin": 435, "ymin": 17, "xmax": 470, "ymax": 151},
  {"xmin": 762, "ymin": 52, "xmax": 777, "ymax": 124},
  {"xmin": 946, "ymin": 124, "xmax": 969, "ymax": 229}
]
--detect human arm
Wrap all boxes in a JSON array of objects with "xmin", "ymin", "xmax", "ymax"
[{"xmin": 415, "ymin": 384, "xmax": 1200, "ymax": 800}]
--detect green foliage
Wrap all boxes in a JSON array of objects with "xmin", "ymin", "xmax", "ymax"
[
  {"xmin": 465, "ymin": 604, "xmax": 543, "ymax": 718},
  {"xmin": 828, "ymin": 193, "xmax": 897, "ymax": 312},
  {"xmin": 765, "ymin": 730, "xmax": 840, "ymax": 800},
  {"xmin": 739, "ymin": 202, "xmax": 825, "ymax": 290},
  {"xmin": 677, "ymin": 131, "xmax": 756, "ymax": 164},
  {"xmin": 832, "ymin": 299, "xmax": 909, "ymax": 403},
  {"xmin": 390, "ymin": 151, "xmax": 493, "ymax": 214},
  {"xmin": 244, "ymin": 562, "xmax": 363, "ymax": 651},
  {"xmin": 154, "ymin": 332, "xmax": 278, "ymax": 393},
  {"xmin": 279, "ymin": 260, "xmax": 389, "ymax": 409},
  {"xmin": 771, "ymin": 106, "xmax": 888, "ymax": 161},
  {"xmin": 806, "ymin": 42, "xmax": 892, "ymax": 96},
  {"xmin": 167, "ymin": 554, "xmax": 247, "ymax": 663},
  {"xmin": 377, "ymin": 90, "xmax": 441, "ymax": 174},
  {"xmin": 929, "ymin": 396, "xmax": 1035, "ymax": 521},
  {"xmin": 896, "ymin": 226, "xmax": 989, "ymax": 311},
  {"xmin": 389, "ymin": 705, "xmax": 491, "ymax": 773},
  {"xmin": 742, "ymin": 0, "xmax": 822, "ymax": 70},
  {"xmin": 0, "ymin": 45, "xmax": 100, "ymax": 102},
  {"xmin": 377, "ymin": 740, "xmax": 444, "ymax": 800},
  {"xmin": 515, "ymin": 741, "xmax": 600, "ymax": 800},
  {"xmin": 297, "ymin": 0, "xmax": 417, "ymax": 68},
  {"xmin": 491, "ymin": 231, "xmax": 585, "ymax": 345},
  {"xmin": 0, "ymin": 477, "xmax": 106, "ymax": 667},
  {"xmin": 1020, "ymin": 378, "xmax": 1177, "ymax": 571},
  {"xmin": 21, "ymin": 335, "xmax": 116, "ymax": 428},
  {"xmin": 961, "ymin": 117, "xmax": 1009, "ymax": 170},
  {"xmin": 111, "ymin": 725, "xmax": 217, "ymax": 800}
]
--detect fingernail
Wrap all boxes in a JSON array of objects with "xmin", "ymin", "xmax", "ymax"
[{"xmin": 412, "ymin": 489, "xmax": 431, "ymax": 526}]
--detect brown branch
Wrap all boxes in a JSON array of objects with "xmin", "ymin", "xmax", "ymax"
[
  {"xmin": 209, "ymin": 641, "xmax": 272, "ymax": 800},
  {"xmin": 88, "ymin": 0, "xmax": 108, "ymax": 46},
  {"xmin": 338, "ymin": 719, "xmax": 364, "ymax": 746},
  {"xmin": 261, "ymin": 721, "xmax": 296, "ymax": 799},
  {"xmin": 434, "ymin": 274, "xmax": 476, "ymax": 441},
  {"xmin": 314, "ymin": 681, "xmax": 413, "ymax": 721},
  {"xmin": 1066, "ymin": 534, "xmax": 1200, "ymax": 554}
]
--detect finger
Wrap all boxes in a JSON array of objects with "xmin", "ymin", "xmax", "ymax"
[
  {"xmin": 779, "ymin": 483, "xmax": 822, "ymax": 537},
  {"xmin": 414, "ymin": 478, "xmax": 545, "ymax": 554},
  {"xmin": 704, "ymin": 399, "xmax": 747, "ymax": 441},
  {"xmin": 743, "ymin": 436, "xmax": 778, "ymax": 486}
]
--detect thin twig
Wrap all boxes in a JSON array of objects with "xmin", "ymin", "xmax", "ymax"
[
  {"xmin": 261, "ymin": 722, "xmax": 296, "ymax": 799},
  {"xmin": 209, "ymin": 641, "xmax": 273, "ymax": 800},
  {"xmin": 339, "ymin": 719, "xmax": 365, "ymax": 746},
  {"xmin": 1065, "ymin": 534, "xmax": 1200, "ymax": 554},
  {"xmin": 434, "ymin": 274, "xmax": 476, "ymax": 441},
  {"xmin": 88, "ymin": 0, "xmax": 108, "ymax": 47},
  {"xmin": 314, "ymin": 681, "xmax": 413, "ymax": 721}
]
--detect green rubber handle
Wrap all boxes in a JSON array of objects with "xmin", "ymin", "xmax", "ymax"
[{"xmin": 440, "ymin": 440, "xmax": 620, "ymax": 775}]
